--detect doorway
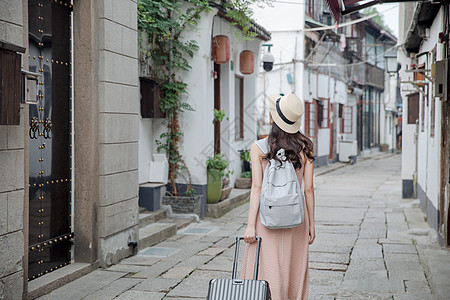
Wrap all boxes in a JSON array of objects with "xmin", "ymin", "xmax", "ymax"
[{"xmin": 28, "ymin": 0, "xmax": 73, "ymax": 280}]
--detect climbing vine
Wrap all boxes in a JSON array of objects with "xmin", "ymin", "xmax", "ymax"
[{"xmin": 138, "ymin": 0, "xmax": 268, "ymax": 196}]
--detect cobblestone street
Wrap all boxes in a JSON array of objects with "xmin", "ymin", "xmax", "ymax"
[{"xmin": 38, "ymin": 154, "xmax": 450, "ymax": 300}]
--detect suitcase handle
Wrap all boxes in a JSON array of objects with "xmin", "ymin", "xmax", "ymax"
[{"xmin": 232, "ymin": 236, "xmax": 261, "ymax": 280}]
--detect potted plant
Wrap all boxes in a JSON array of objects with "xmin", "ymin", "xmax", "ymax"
[
  {"xmin": 239, "ymin": 148, "xmax": 251, "ymax": 172},
  {"xmin": 235, "ymin": 171, "xmax": 251, "ymax": 189},
  {"xmin": 379, "ymin": 143, "xmax": 389, "ymax": 152},
  {"xmin": 206, "ymin": 154, "xmax": 231, "ymax": 204}
]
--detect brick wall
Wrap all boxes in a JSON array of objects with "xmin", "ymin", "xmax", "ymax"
[
  {"xmin": 0, "ymin": 0, "xmax": 26, "ymax": 297},
  {"xmin": 97, "ymin": 0, "xmax": 140, "ymax": 266}
]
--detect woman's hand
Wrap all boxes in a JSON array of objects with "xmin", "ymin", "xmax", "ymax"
[
  {"xmin": 309, "ymin": 224, "xmax": 316, "ymax": 245},
  {"xmin": 244, "ymin": 225, "xmax": 256, "ymax": 243}
]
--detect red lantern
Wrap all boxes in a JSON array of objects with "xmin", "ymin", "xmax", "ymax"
[
  {"xmin": 212, "ymin": 35, "xmax": 230, "ymax": 64},
  {"xmin": 240, "ymin": 50, "xmax": 254, "ymax": 75}
]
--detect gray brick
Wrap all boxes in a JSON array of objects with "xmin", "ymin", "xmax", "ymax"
[
  {"xmin": 99, "ymin": 50, "xmax": 138, "ymax": 86},
  {"xmin": 0, "ymin": 231, "xmax": 24, "ymax": 278},
  {"xmin": 99, "ymin": 0, "xmax": 137, "ymax": 30},
  {"xmin": 7, "ymin": 190, "xmax": 23, "ymax": 232},
  {"xmin": 99, "ymin": 113, "xmax": 139, "ymax": 144},
  {"xmin": 0, "ymin": 193, "xmax": 7, "ymax": 235},
  {"xmin": 0, "ymin": 0, "xmax": 23, "ymax": 26},
  {"xmin": 98, "ymin": 198, "xmax": 139, "ymax": 237},
  {"xmin": 0, "ymin": 20, "xmax": 24, "ymax": 48},
  {"xmin": 0, "ymin": 150, "xmax": 24, "ymax": 193},
  {"xmin": 0, "ymin": 270, "xmax": 23, "ymax": 300},
  {"xmin": 99, "ymin": 82, "xmax": 140, "ymax": 114},
  {"xmin": 99, "ymin": 170, "xmax": 139, "ymax": 206},
  {"xmin": 99, "ymin": 143, "xmax": 138, "ymax": 175},
  {"xmin": 0, "ymin": 128, "xmax": 7, "ymax": 149},
  {"xmin": 7, "ymin": 112, "xmax": 24, "ymax": 149}
]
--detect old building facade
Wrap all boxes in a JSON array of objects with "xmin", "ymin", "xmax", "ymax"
[{"xmin": 0, "ymin": 0, "xmax": 140, "ymax": 298}]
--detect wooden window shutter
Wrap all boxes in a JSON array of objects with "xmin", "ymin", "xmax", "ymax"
[
  {"xmin": 0, "ymin": 49, "xmax": 22, "ymax": 125},
  {"xmin": 140, "ymin": 77, "xmax": 164, "ymax": 118}
]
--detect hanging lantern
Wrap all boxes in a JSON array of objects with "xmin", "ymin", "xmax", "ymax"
[
  {"xmin": 239, "ymin": 50, "xmax": 255, "ymax": 75},
  {"xmin": 212, "ymin": 35, "xmax": 230, "ymax": 64}
]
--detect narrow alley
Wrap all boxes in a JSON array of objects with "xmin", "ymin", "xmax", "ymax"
[{"xmin": 36, "ymin": 154, "xmax": 450, "ymax": 300}]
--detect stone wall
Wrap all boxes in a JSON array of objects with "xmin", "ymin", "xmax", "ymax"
[
  {"xmin": 0, "ymin": 0, "xmax": 26, "ymax": 298},
  {"xmin": 97, "ymin": 0, "xmax": 140, "ymax": 267}
]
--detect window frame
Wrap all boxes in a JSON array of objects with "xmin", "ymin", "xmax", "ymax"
[
  {"xmin": 234, "ymin": 75, "xmax": 244, "ymax": 140},
  {"xmin": 305, "ymin": 101, "xmax": 317, "ymax": 138},
  {"xmin": 341, "ymin": 105, "xmax": 353, "ymax": 134}
]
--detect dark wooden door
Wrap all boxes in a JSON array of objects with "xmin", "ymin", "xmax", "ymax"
[{"xmin": 28, "ymin": 0, "xmax": 73, "ymax": 281}]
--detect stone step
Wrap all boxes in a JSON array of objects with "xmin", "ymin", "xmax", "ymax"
[
  {"xmin": 138, "ymin": 222, "xmax": 177, "ymax": 250},
  {"xmin": 139, "ymin": 209, "xmax": 167, "ymax": 229},
  {"xmin": 139, "ymin": 206, "xmax": 146, "ymax": 213}
]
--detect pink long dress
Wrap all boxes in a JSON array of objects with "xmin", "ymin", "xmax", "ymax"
[{"xmin": 241, "ymin": 143, "xmax": 310, "ymax": 300}]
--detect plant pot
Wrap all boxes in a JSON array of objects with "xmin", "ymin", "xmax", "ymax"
[
  {"xmin": 235, "ymin": 177, "xmax": 251, "ymax": 189},
  {"xmin": 243, "ymin": 161, "xmax": 251, "ymax": 172},
  {"xmin": 162, "ymin": 195, "xmax": 202, "ymax": 217},
  {"xmin": 207, "ymin": 169, "xmax": 223, "ymax": 204},
  {"xmin": 379, "ymin": 144, "xmax": 389, "ymax": 152},
  {"xmin": 220, "ymin": 186, "xmax": 233, "ymax": 202}
]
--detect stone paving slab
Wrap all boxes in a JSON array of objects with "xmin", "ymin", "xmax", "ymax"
[
  {"xmin": 132, "ymin": 278, "xmax": 180, "ymax": 293},
  {"xmin": 165, "ymin": 277, "xmax": 208, "ymax": 298},
  {"xmin": 115, "ymin": 290, "xmax": 165, "ymax": 300},
  {"xmin": 36, "ymin": 270, "xmax": 127, "ymax": 300},
  {"xmin": 82, "ymin": 278, "xmax": 143, "ymax": 300}
]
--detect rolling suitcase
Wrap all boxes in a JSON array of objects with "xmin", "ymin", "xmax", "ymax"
[{"xmin": 206, "ymin": 236, "xmax": 271, "ymax": 300}]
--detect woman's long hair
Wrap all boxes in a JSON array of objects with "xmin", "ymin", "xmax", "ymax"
[{"xmin": 265, "ymin": 122, "xmax": 315, "ymax": 170}]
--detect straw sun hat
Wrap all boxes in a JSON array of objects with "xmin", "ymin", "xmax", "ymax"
[{"xmin": 268, "ymin": 93, "xmax": 304, "ymax": 134}]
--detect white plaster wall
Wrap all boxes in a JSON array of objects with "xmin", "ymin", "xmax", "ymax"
[
  {"xmin": 143, "ymin": 9, "xmax": 264, "ymax": 186},
  {"xmin": 138, "ymin": 118, "xmax": 153, "ymax": 184},
  {"xmin": 317, "ymin": 129, "xmax": 330, "ymax": 157}
]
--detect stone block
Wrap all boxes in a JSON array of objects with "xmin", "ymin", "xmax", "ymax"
[
  {"xmin": 0, "ymin": 1, "xmax": 23, "ymax": 26},
  {"xmin": 99, "ymin": 143, "xmax": 138, "ymax": 175},
  {"xmin": 99, "ymin": 225, "xmax": 139, "ymax": 267},
  {"xmin": 99, "ymin": 18, "xmax": 123, "ymax": 54},
  {"xmin": 0, "ymin": 231, "xmax": 24, "ymax": 278},
  {"xmin": 99, "ymin": 113, "xmax": 139, "ymax": 144},
  {"xmin": 0, "ymin": 128, "xmax": 7, "ymax": 149},
  {"xmin": 99, "ymin": 50, "xmax": 138, "ymax": 86},
  {"xmin": 99, "ymin": 170, "xmax": 139, "ymax": 207},
  {"xmin": 122, "ymin": 25, "xmax": 138, "ymax": 58},
  {"xmin": 98, "ymin": 198, "xmax": 139, "ymax": 238},
  {"xmin": 163, "ymin": 195, "xmax": 202, "ymax": 217},
  {"xmin": 99, "ymin": 82, "xmax": 140, "ymax": 114},
  {"xmin": 0, "ymin": 150, "xmax": 24, "ymax": 193},
  {"xmin": 7, "ymin": 190, "xmax": 23, "ymax": 232},
  {"xmin": 0, "ymin": 20, "xmax": 24, "ymax": 48},
  {"xmin": 0, "ymin": 270, "xmax": 23, "ymax": 300},
  {"xmin": 160, "ymin": 266, "xmax": 195, "ymax": 280},
  {"xmin": 99, "ymin": 0, "xmax": 137, "ymax": 30},
  {"xmin": 7, "ymin": 115, "xmax": 24, "ymax": 149},
  {"xmin": 0, "ymin": 193, "xmax": 7, "ymax": 235}
]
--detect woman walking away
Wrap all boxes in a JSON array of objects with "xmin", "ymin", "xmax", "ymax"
[{"xmin": 242, "ymin": 93, "xmax": 316, "ymax": 300}]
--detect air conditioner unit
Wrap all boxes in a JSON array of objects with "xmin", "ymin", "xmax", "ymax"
[{"xmin": 434, "ymin": 59, "xmax": 448, "ymax": 100}]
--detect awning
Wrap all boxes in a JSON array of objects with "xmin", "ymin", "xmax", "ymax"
[{"xmin": 325, "ymin": 0, "xmax": 417, "ymax": 23}]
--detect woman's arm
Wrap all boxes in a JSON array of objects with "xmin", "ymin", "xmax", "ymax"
[
  {"xmin": 303, "ymin": 155, "xmax": 316, "ymax": 244},
  {"xmin": 243, "ymin": 143, "xmax": 264, "ymax": 244}
]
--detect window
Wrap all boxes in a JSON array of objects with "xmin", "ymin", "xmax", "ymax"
[
  {"xmin": 0, "ymin": 48, "xmax": 22, "ymax": 125},
  {"xmin": 407, "ymin": 93, "xmax": 419, "ymax": 124},
  {"xmin": 140, "ymin": 78, "xmax": 164, "ymax": 118},
  {"xmin": 341, "ymin": 106, "xmax": 353, "ymax": 134},
  {"xmin": 317, "ymin": 98, "xmax": 329, "ymax": 128},
  {"xmin": 305, "ymin": 102, "xmax": 316, "ymax": 138},
  {"xmin": 235, "ymin": 76, "xmax": 244, "ymax": 140}
]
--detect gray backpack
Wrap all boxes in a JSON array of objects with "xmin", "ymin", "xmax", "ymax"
[{"xmin": 256, "ymin": 138, "xmax": 305, "ymax": 229}]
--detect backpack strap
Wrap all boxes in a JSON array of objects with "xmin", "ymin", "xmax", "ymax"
[{"xmin": 255, "ymin": 138, "xmax": 269, "ymax": 154}]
